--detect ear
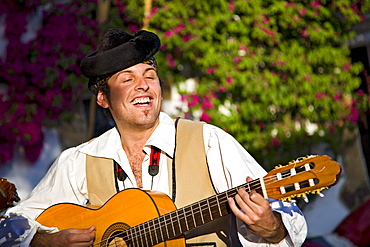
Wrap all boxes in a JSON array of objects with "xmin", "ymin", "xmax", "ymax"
[{"xmin": 97, "ymin": 91, "xmax": 109, "ymax": 108}]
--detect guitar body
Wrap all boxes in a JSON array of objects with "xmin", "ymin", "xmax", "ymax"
[{"xmin": 36, "ymin": 189, "xmax": 185, "ymax": 247}]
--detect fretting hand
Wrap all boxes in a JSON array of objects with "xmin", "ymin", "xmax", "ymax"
[{"xmin": 228, "ymin": 177, "xmax": 287, "ymax": 243}]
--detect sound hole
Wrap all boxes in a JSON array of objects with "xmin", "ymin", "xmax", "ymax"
[{"xmin": 101, "ymin": 222, "xmax": 130, "ymax": 247}]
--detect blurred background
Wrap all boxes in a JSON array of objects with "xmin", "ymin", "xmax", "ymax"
[{"xmin": 1, "ymin": 0, "xmax": 370, "ymax": 246}]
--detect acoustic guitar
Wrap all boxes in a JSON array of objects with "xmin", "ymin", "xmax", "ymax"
[{"xmin": 36, "ymin": 155, "xmax": 341, "ymax": 247}]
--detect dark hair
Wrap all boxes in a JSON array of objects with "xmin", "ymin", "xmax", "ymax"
[{"xmin": 96, "ymin": 76, "xmax": 114, "ymax": 120}]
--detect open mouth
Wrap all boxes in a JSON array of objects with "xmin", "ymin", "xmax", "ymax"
[{"xmin": 131, "ymin": 97, "xmax": 151, "ymax": 106}]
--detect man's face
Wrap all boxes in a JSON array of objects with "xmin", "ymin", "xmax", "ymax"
[{"xmin": 97, "ymin": 63, "xmax": 162, "ymax": 130}]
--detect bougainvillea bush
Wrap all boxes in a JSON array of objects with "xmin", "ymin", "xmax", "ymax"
[
  {"xmin": 116, "ymin": 0, "xmax": 370, "ymax": 167},
  {"xmin": 0, "ymin": 0, "xmax": 100, "ymax": 165}
]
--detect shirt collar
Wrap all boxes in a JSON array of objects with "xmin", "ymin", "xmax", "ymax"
[{"xmin": 79, "ymin": 112, "xmax": 176, "ymax": 159}]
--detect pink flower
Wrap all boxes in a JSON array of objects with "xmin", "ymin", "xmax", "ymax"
[
  {"xmin": 261, "ymin": 27, "xmax": 276, "ymax": 36},
  {"xmin": 150, "ymin": 7, "xmax": 159, "ymax": 16},
  {"xmin": 218, "ymin": 86, "xmax": 226, "ymax": 93},
  {"xmin": 272, "ymin": 137, "xmax": 280, "ymax": 147},
  {"xmin": 358, "ymin": 89, "xmax": 364, "ymax": 96},
  {"xmin": 188, "ymin": 94, "xmax": 200, "ymax": 107},
  {"xmin": 304, "ymin": 75, "xmax": 311, "ymax": 82},
  {"xmin": 226, "ymin": 77, "xmax": 234, "ymax": 84},
  {"xmin": 342, "ymin": 62, "xmax": 351, "ymax": 72},
  {"xmin": 166, "ymin": 54, "xmax": 176, "ymax": 69},
  {"xmin": 302, "ymin": 28, "xmax": 309, "ymax": 38},
  {"xmin": 316, "ymin": 92, "xmax": 327, "ymax": 99},
  {"xmin": 228, "ymin": 1, "xmax": 235, "ymax": 11},
  {"xmin": 334, "ymin": 92, "xmax": 341, "ymax": 101},
  {"xmin": 200, "ymin": 111, "xmax": 211, "ymax": 122},
  {"xmin": 347, "ymin": 106, "xmax": 359, "ymax": 123},
  {"xmin": 299, "ymin": 8, "xmax": 307, "ymax": 15},
  {"xmin": 233, "ymin": 57, "xmax": 242, "ymax": 63},
  {"xmin": 206, "ymin": 68, "xmax": 215, "ymax": 74},
  {"xmin": 311, "ymin": 1, "xmax": 321, "ymax": 8},
  {"xmin": 261, "ymin": 16, "xmax": 269, "ymax": 24},
  {"xmin": 128, "ymin": 24, "xmax": 139, "ymax": 33},
  {"xmin": 202, "ymin": 97, "xmax": 214, "ymax": 109},
  {"xmin": 239, "ymin": 45, "xmax": 247, "ymax": 51},
  {"xmin": 182, "ymin": 34, "xmax": 192, "ymax": 42},
  {"xmin": 164, "ymin": 30, "xmax": 174, "ymax": 37}
]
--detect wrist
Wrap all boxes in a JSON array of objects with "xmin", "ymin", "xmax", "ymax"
[
  {"xmin": 30, "ymin": 232, "xmax": 53, "ymax": 247},
  {"xmin": 262, "ymin": 212, "xmax": 288, "ymax": 243}
]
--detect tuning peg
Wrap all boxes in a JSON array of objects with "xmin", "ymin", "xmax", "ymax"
[
  {"xmin": 301, "ymin": 194, "xmax": 309, "ymax": 203},
  {"xmin": 318, "ymin": 193, "xmax": 324, "ymax": 198}
]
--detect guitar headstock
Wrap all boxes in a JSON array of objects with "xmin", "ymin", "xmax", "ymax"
[{"xmin": 264, "ymin": 155, "xmax": 341, "ymax": 201}]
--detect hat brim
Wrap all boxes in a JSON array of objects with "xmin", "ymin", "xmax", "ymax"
[{"xmin": 80, "ymin": 30, "xmax": 161, "ymax": 78}]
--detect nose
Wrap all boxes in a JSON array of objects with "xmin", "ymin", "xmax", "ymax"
[{"xmin": 135, "ymin": 76, "xmax": 149, "ymax": 91}]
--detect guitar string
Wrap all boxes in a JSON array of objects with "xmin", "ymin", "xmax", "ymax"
[
  {"xmin": 94, "ymin": 165, "xmax": 314, "ymax": 246},
  {"xmin": 95, "ymin": 171, "xmax": 312, "ymax": 247}
]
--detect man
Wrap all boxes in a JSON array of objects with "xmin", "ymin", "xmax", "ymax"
[{"xmin": 2, "ymin": 29, "xmax": 307, "ymax": 246}]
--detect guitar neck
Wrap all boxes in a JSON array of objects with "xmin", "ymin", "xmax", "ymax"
[{"xmin": 122, "ymin": 180, "xmax": 261, "ymax": 246}]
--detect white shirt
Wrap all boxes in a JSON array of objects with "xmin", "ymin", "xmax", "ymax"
[{"xmin": 3, "ymin": 112, "xmax": 307, "ymax": 246}]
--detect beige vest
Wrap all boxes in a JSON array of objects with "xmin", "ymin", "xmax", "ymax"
[{"xmin": 86, "ymin": 118, "xmax": 232, "ymax": 246}]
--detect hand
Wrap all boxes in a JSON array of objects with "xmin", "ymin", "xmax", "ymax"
[
  {"xmin": 228, "ymin": 177, "xmax": 287, "ymax": 243},
  {"xmin": 31, "ymin": 226, "xmax": 96, "ymax": 247}
]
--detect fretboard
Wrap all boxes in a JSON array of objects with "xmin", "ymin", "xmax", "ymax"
[{"xmin": 121, "ymin": 180, "xmax": 262, "ymax": 247}]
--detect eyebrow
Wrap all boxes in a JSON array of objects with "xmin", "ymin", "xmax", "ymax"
[{"xmin": 120, "ymin": 67, "xmax": 157, "ymax": 74}]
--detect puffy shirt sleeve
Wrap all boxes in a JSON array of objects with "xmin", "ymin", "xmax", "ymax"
[
  {"xmin": 203, "ymin": 123, "xmax": 307, "ymax": 246},
  {"xmin": 1, "ymin": 147, "xmax": 88, "ymax": 246}
]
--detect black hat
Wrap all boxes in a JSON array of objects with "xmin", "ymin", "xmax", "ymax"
[{"xmin": 80, "ymin": 29, "xmax": 161, "ymax": 94}]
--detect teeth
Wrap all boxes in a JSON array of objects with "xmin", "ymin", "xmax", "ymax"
[{"xmin": 132, "ymin": 97, "xmax": 150, "ymax": 105}]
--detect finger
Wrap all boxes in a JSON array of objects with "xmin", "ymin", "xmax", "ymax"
[
  {"xmin": 86, "ymin": 226, "xmax": 96, "ymax": 232},
  {"xmin": 69, "ymin": 227, "xmax": 96, "ymax": 243},
  {"xmin": 227, "ymin": 197, "xmax": 252, "ymax": 224},
  {"xmin": 246, "ymin": 176, "xmax": 253, "ymax": 182},
  {"xmin": 234, "ymin": 191, "xmax": 260, "ymax": 220},
  {"xmin": 248, "ymin": 191, "xmax": 273, "ymax": 212}
]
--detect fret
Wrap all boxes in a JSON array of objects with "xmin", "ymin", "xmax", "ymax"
[
  {"xmin": 157, "ymin": 216, "xmax": 164, "ymax": 243},
  {"xmin": 259, "ymin": 177, "xmax": 268, "ymax": 199},
  {"xmin": 141, "ymin": 224, "xmax": 148, "ymax": 246},
  {"xmin": 163, "ymin": 215, "xmax": 170, "ymax": 241},
  {"xmin": 190, "ymin": 205, "xmax": 197, "ymax": 228},
  {"xmin": 139, "ymin": 224, "xmax": 145, "ymax": 247},
  {"xmin": 170, "ymin": 212, "xmax": 176, "ymax": 237},
  {"xmin": 147, "ymin": 220, "xmax": 154, "ymax": 246},
  {"xmin": 247, "ymin": 181, "xmax": 251, "ymax": 192},
  {"xmin": 176, "ymin": 210, "xmax": 182, "ymax": 233},
  {"xmin": 152, "ymin": 218, "xmax": 159, "ymax": 244},
  {"xmin": 125, "ymin": 228, "xmax": 132, "ymax": 246},
  {"xmin": 132, "ymin": 226, "xmax": 139, "ymax": 247},
  {"xmin": 183, "ymin": 207, "xmax": 189, "ymax": 231},
  {"xmin": 215, "ymin": 195, "xmax": 222, "ymax": 216},
  {"xmin": 207, "ymin": 199, "xmax": 213, "ymax": 221},
  {"xmin": 198, "ymin": 202, "xmax": 205, "ymax": 224}
]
